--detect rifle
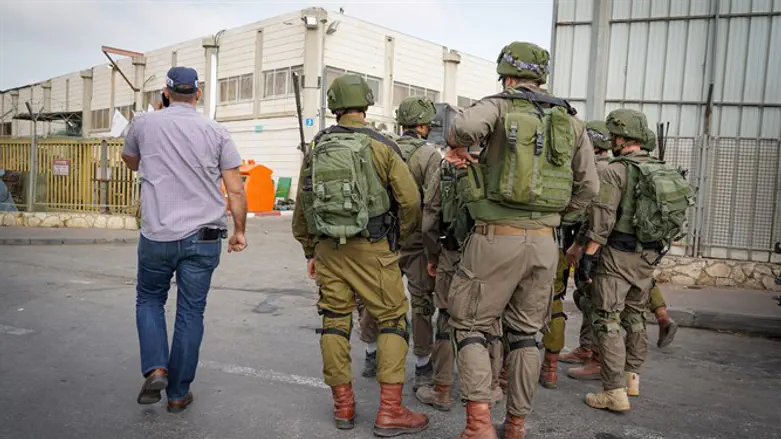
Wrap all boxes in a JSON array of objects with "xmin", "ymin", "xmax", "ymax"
[{"xmin": 291, "ymin": 72, "xmax": 307, "ymax": 154}]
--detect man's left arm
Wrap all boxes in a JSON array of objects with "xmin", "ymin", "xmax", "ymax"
[
  {"xmin": 566, "ymin": 122, "xmax": 599, "ymax": 213},
  {"xmin": 121, "ymin": 118, "xmax": 141, "ymax": 171},
  {"xmin": 420, "ymin": 148, "xmax": 442, "ymax": 266},
  {"xmin": 445, "ymin": 98, "xmax": 501, "ymax": 165}
]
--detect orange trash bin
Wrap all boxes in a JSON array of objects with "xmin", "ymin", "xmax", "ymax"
[{"xmin": 221, "ymin": 160, "xmax": 275, "ymax": 213}]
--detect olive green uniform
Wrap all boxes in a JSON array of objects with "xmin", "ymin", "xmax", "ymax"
[
  {"xmin": 584, "ymin": 149, "xmax": 659, "ymax": 391},
  {"xmin": 447, "ymin": 82, "xmax": 599, "ymax": 417},
  {"xmin": 292, "ymin": 114, "xmax": 421, "ymax": 386},
  {"xmin": 397, "ymin": 132, "xmax": 442, "ymax": 358}
]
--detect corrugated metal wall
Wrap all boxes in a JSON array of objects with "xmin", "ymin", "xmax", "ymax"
[{"xmin": 551, "ymin": 0, "xmax": 781, "ymax": 262}]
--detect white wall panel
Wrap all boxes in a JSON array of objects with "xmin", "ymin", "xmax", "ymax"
[
  {"xmin": 681, "ymin": 19, "xmax": 708, "ymax": 102},
  {"xmin": 643, "ymin": 22, "xmax": 667, "ymax": 101},
  {"xmin": 69, "ymin": 75, "xmax": 83, "ymax": 112},
  {"xmin": 174, "ymin": 40, "xmax": 205, "ymax": 76},
  {"xmin": 50, "ymin": 75, "xmax": 69, "ymax": 112},
  {"xmin": 753, "ymin": 0, "xmax": 774, "ymax": 12},
  {"xmin": 144, "ymin": 49, "xmax": 172, "ymax": 92},
  {"xmin": 631, "ymin": 0, "xmax": 652, "ymax": 18},
  {"xmin": 114, "ymin": 58, "xmax": 135, "ymax": 107},
  {"xmin": 92, "ymin": 63, "xmax": 111, "ymax": 109},
  {"xmin": 575, "ymin": 0, "xmax": 594, "ymax": 20},
  {"xmin": 557, "ymin": 0, "xmax": 577, "ymax": 22},
  {"xmin": 765, "ymin": 16, "xmax": 781, "ymax": 104},
  {"xmin": 670, "ymin": 0, "xmax": 691, "ymax": 16},
  {"xmin": 569, "ymin": 25, "xmax": 591, "ymax": 100},
  {"xmin": 606, "ymin": 23, "xmax": 629, "ymax": 99},
  {"xmin": 743, "ymin": 17, "xmax": 770, "ymax": 103},
  {"xmin": 324, "ymin": 16, "xmax": 385, "ymax": 78},
  {"xmin": 393, "ymin": 34, "xmax": 444, "ymax": 93},
  {"xmin": 612, "ymin": 0, "xmax": 632, "ymax": 19},
  {"xmin": 650, "ymin": 0, "xmax": 671, "ymax": 17},
  {"xmin": 261, "ymin": 21, "xmax": 305, "ymax": 71},
  {"xmin": 218, "ymin": 28, "xmax": 256, "ymax": 79},
  {"xmin": 456, "ymin": 54, "xmax": 496, "ymax": 101},
  {"xmin": 624, "ymin": 23, "xmax": 649, "ymax": 100}
]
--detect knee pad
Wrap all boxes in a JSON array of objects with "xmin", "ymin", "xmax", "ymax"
[
  {"xmin": 621, "ymin": 312, "xmax": 646, "ymax": 334},
  {"xmin": 411, "ymin": 295, "xmax": 435, "ymax": 318},
  {"xmin": 591, "ymin": 310, "xmax": 621, "ymax": 335},
  {"xmin": 453, "ymin": 329, "xmax": 490, "ymax": 353},
  {"xmin": 435, "ymin": 309, "xmax": 451, "ymax": 341},
  {"xmin": 317, "ymin": 309, "xmax": 353, "ymax": 341},
  {"xmin": 503, "ymin": 328, "xmax": 538, "ymax": 353},
  {"xmin": 378, "ymin": 314, "xmax": 410, "ymax": 344}
]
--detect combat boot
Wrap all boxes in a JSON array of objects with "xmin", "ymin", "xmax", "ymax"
[
  {"xmin": 415, "ymin": 384, "xmax": 452, "ymax": 412},
  {"xmin": 330, "ymin": 383, "xmax": 356, "ymax": 430},
  {"xmin": 456, "ymin": 401, "xmax": 498, "ymax": 439},
  {"xmin": 538, "ymin": 351, "xmax": 559, "ymax": 389},
  {"xmin": 498, "ymin": 414, "xmax": 526, "ymax": 439},
  {"xmin": 559, "ymin": 346, "xmax": 593, "ymax": 364},
  {"xmin": 584, "ymin": 388, "xmax": 631, "ymax": 412},
  {"xmin": 625, "ymin": 372, "xmax": 640, "ymax": 397},
  {"xmin": 567, "ymin": 351, "xmax": 601, "ymax": 380},
  {"xmin": 413, "ymin": 360, "xmax": 433, "ymax": 391},
  {"xmin": 655, "ymin": 306, "xmax": 678, "ymax": 348},
  {"xmin": 362, "ymin": 351, "xmax": 377, "ymax": 378},
  {"xmin": 374, "ymin": 383, "xmax": 429, "ymax": 437}
]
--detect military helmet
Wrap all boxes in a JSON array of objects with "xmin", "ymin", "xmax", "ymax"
[
  {"xmin": 496, "ymin": 41, "xmax": 550, "ymax": 84},
  {"xmin": 606, "ymin": 109, "xmax": 649, "ymax": 143},
  {"xmin": 642, "ymin": 128, "xmax": 657, "ymax": 152},
  {"xmin": 585, "ymin": 121, "xmax": 611, "ymax": 151},
  {"xmin": 327, "ymin": 74, "xmax": 375, "ymax": 111},
  {"xmin": 396, "ymin": 96, "xmax": 436, "ymax": 127}
]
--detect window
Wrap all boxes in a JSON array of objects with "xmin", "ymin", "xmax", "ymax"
[
  {"xmin": 326, "ymin": 67, "xmax": 383, "ymax": 105},
  {"xmin": 261, "ymin": 66, "xmax": 303, "ymax": 99},
  {"xmin": 219, "ymin": 74, "xmax": 253, "ymax": 104},
  {"xmin": 91, "ymin": 108, "xmax": 110, "ymax": 130},
  {"xmin": 458, "ymin": 96, "xmax": 478, "ymax": 108},
  {"xmin": 144, "ymin": 89, "xmax": 162, "ymax": 108},
  {"xmin": 116, "ymin": 105, "xmax": 135, "ymax": 121},
  {"xmin": 392, "ymin": 81, "xmax": 440, "ymax": 107},
  {"xmin": 1, "ymin": 122, "xmax": 11, "ymax": 136}
]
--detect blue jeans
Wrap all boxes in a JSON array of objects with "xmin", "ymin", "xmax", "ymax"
[{"xmin": 136, "ymin": 232, "xmax": 221, "ymax": 401}]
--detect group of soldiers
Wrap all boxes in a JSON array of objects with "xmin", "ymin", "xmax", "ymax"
[{"xmin": 292, "ymin": 39, "xmax": 692, "ymax": 438}]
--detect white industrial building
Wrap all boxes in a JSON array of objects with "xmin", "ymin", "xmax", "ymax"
[
  {"xmin": 550, "ymin": 0, "xmax": 781, "ymax": 261},
  {"xmin": 0, "ymin": 6, "xmax": 500, "ymax": 186}
]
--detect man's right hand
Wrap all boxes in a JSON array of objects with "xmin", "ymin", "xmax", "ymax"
[
  {"xmin": 307, "ymin": 258, "xmax": 317, "ymax": 280},
  {"xmin": 566, "ymin": 243, "xmax": 584, "ymax": 268},
  {"xmin": 445, "ymin": 147, "xmax": 476, "ymax": 169},
  {"xmin": 228, "ymin": 231, "xmax": 247, "ymax": 253},
  {"xmin": 427, "ymin": 262, "xmax": 437, "ymax": 278}
]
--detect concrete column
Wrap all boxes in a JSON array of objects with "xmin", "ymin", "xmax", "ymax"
[
  {"xmin": 42, "ymin": 80, "xmax": 52, "ymax": 135},
  {"xmin": 442, "ymin": 49, "xmax": 461, "ymax": 106},
  {"xmin": 202, "ymin": 37, "xmax": 219, "ymax": 119},
  {"xmin": 301, "ymin": 7, "xmax": 327, "ymax": 139},
  {"xmin": 383, "ymin": 36, "xmax": 395, "ymax": 121},
  {"xmin": 10, "ymin": 90, "xmax": 19, "ymax": 136},
  {"xmin": 132, "ymin": 56, "xmax": 146, "ymax": 112},
  {"xmin": 80, "ymin": 69, "xmax": 93, "ymax": 136},
  {"xmin": 253, "ymin": 30, "xmax": 264, "ymax": 117},
  {"xmin": 585, "ymin": 0, "xmax": 612, "ymax": 120}
]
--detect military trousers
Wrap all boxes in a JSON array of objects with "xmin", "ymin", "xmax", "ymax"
[
  {"xmin": 590, "ymin": 245, "xmax": 656, "ymax": 391},
  {"xmin": 430, "ymin": 247, "xmax": 460, "ymax": 386},
  {"xmin": 400, "ymin": 232, "xmax": 436, "ymax": 357},
  {"xmin": 448, "ymin": 224, "xmax": 557, "ymax": 417},
  {"xmin": 541, "ymin": 249, "xmax": 571, "ymax": 353},
  {"xmin": 315, "ymin": 237, "xmax": 410, "ymax": 386}
]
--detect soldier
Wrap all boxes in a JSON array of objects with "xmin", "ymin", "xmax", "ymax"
[
  {"xmin": 292, "ymin": 74, "xmax": 429, "ymax": 436},
  {"xmin": 444, "ymin": 42, "xmax": 599, "ymax": 438},
  {"xmin": 576, "ymin": 108, "xmax": 691, "ymax": 412},
  {"xmin": 538, "ymin": 120, "xmax": 611, "ymax": 389}
]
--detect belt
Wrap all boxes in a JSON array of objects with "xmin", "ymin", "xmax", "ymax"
[{"xmin": 473, "ymin": 224, "xmax": 553, "ymax": 237}]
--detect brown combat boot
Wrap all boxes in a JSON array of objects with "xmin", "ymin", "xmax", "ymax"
[
  {"xmin": 456, "ymin": 401, "xmax": 498, "ymax": 439},
  {"xmin": 415, "ymin": 384, "xmax": 453, "ymax": 412},
  {"xmin": 539, "ymin": 351, "xmax": 559, "ymax": 389},
  {"xmin": 567, "ymin": 351, "xmax": 601, "ymax": 380},
  {"xmin": 655, "ymin": 306, "xmax": 679, "ymax": 348},
  {"xmin": 500, "ymin": 414, "xmax": 526, "ymax": 439},
  {"xmin": 330, "ymin": 383, "xmax": 356, "ymax": 430},
  {"xmin": 559, "ymin": 346, "xmax": 593, "ymax": 364},
  {"xmin": 374, "ymin": 383, "xmax": 429, "ymax": 437}
]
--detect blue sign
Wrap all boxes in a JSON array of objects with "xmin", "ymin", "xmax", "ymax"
[
  {"xmin": 254, "ymin": 125, "xmax": 264, "ymax": 133},
  {"xmin": 305, "ymin": 118, "xmax": 314, "ymax": 127}
]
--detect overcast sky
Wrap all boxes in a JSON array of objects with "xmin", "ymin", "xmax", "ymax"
[{"xmin": 0, "ymin": 0, "xmax": 553, "ymax": 90}]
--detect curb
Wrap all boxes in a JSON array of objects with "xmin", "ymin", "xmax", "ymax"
[
  {"xmin": 562, "ymin": 300, "xmax": 781, "ymax": 339},
  {"xmin": 0, "ymin": 237, "xmax": 139, "ymax": 245}
]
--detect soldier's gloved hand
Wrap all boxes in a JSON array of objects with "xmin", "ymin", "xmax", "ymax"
[{"xmin": 577, "ymin": 253, "xmax": 598, "ymax": 284}]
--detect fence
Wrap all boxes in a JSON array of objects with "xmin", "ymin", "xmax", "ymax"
[
  {"xmin": 0, "ymin": 137, "xmax": 138, "ymax": 215},
  {"xmin": 662, "ymin": 136, "xmax": 781, "ymax": 263}
]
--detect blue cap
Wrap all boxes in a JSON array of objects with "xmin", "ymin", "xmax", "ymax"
[{"xmin": 165, "ymin": 67, "xmax": 199, "ymax": 94}]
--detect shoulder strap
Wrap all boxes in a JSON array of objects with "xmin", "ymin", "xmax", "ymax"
[
  {"xmin": 488, "ymin": 87, "xmax": 577, "ymax": 116},
  {"xmin": 326, "ymin": 126, "xmax": 403, "ymax": 158}
]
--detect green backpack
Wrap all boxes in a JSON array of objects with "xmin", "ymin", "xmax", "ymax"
[
  {"xmin": 304, "ymin": 128, "xmax": 392, "ymax": 244},
  {"xmin": 613, "ymin": 157, "xmax": 697, "ymax": 248},
  {"xmin": 440, "ymin": 160, "xmax": 473, "ymax": 247}
]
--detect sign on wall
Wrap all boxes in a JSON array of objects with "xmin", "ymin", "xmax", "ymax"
[{"xmin": 53, "ymin": 159, "xmax": 70, "ymax": 176}]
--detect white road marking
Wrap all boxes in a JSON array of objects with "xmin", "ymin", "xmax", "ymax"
[
  {"xmin": 0, "ymin": 324, "xmax": 34, "ymax": 335},
  {"xmin": 198, "ymin": 360, "xmax": 329, "ymax": 389},
  {"xmin": 69, "ymin": 279, "xmax": 94, "ymax": 285}
]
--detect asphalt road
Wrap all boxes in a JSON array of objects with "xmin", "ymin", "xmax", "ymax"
[{"xmin": 1, "ymin": 217, "xmax": 780, "ymax": 439}]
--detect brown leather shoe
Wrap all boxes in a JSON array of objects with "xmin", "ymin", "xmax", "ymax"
[
  {"xmin": 539, "ymin": 351, "xmax": 558, "ymax": 389},
  {"xmin": 374, "ymin": 383, "xmax": 429, "ymax": 437},
  {"xmin": 500, "ymin": 414, "xmax": 526, "ymax": 439},
  {"xmin": 559, "ymin": 346, "xmax": 593, "ymax": 364},
  {"xmin": 567, "ymin": 354, "xmax": 601, "ymax": 381},
  {"xmin": 456, "ymin": 401, "xmax": 498, "ymax": 439},
  {"xmin": 331, "ymin": 383, "xmax": 356, "ymax": 430},
  {"xmin": 167, "ymin": 392, "xmax": 194, "ymax": 413},
  {"xmin": 137, "ymin": 368, "xmax": 167, "ymax": 405},
  {"xmin": 415, "ymin": 384, "xmax": 453, "ymax": 412}
]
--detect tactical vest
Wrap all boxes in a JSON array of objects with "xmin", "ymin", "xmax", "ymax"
[
  {"xmin": 462, "ymin": 88, "xmax": 578, "ymax": 221},
  {"xmin": 301, "ymin": 125, "xmax": 402, "ymax": 243}
]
